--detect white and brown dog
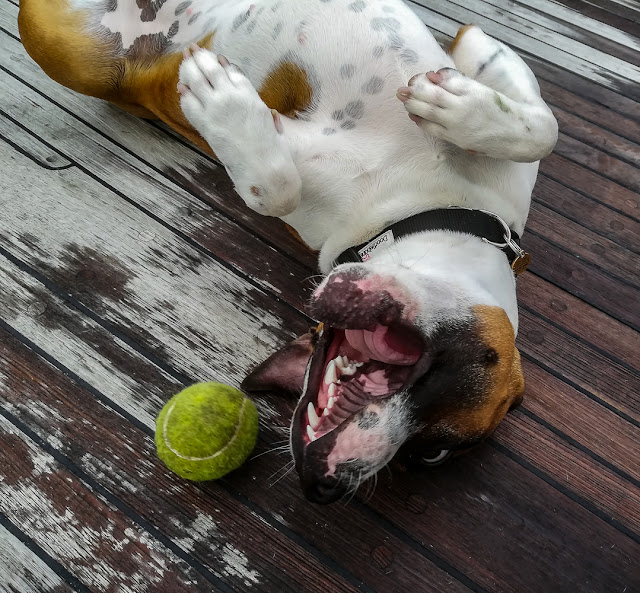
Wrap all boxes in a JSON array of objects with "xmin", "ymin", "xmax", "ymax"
[{"xmin": 19, "ymin": 0, "xmax": 558, "ymax": 503}]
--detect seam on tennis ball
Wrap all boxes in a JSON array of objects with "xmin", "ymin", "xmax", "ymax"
[{"xmin": 162, "ymin": 397, "xmax": 249, "ymax": 461}]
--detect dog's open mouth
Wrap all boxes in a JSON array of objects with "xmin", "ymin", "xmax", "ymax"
[{"xmin": 294, "ymin": 324, "xmax": 431, "ymax": 447}]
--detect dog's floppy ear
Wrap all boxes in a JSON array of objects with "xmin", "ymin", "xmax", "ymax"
[{"xmin": 242, "ymin": 325, "xmax": 321, "ymax": 395}]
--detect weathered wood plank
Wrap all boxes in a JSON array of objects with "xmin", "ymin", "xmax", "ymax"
[
  {"xmin": 554, "ymin": 134, "xmax": 640, "ymax": 193},
  {"xmin": 532, "ymin": 175, "xmax": 640, "ymax": 255},
  {"xmin": 522, "ymin": 231, "xmax": 640, "ymax": 330},
  {"xmin": 498, "ymin": 409, "xmax": 640, "ymax": 535},
  {"xmin": 0, "ymin": 522, "xmax": 76, "ymax": 593},
  {"xmin": 0, "ymin": 262, "xmax": 475, "ymax": 593},
  {"xmin": 518, "ymin": 272, "xmax": 640, "ymax": 373},
  {"xmin": 551, "ymin": 108, "xmax": 640, "ymax": 168},
  {"xmin": 0, "ymin": 112, "xmax": 73, "ymax": 170},
  {"xmin": 516, "ymin": 358, "xmax": 640, "ymax": 480},
  {"xmin": 563, "ymin": 0, "xmax": 640, "ymax": 25},
  {"xmin": 527, "ymin": 202, "xmax": 639, "ymax": 287},
  {"xmin": 552, "ymin": 0, "xmax": 640, "ymax": 36},
  {"xmin": 491, "ymin": 0, "xmax": 640, "ymax": 52},
  {"xmin": 0, "ymin": 146, "xmax": 307, "ymax": 390},
  {"xmin": 518, "ymin": 308, "xmax": 640, "ymax": 424},
  {"xmin": 368, "ymin": 446, "xmax": 640, "ymax": 593},
  {"xmin": 539, "ymin": 153, "xmax": 639, "ymax": 220},
  {"xmin": 468, "ymin": 0, "xmax": 640, "ymax": 65},
  {"xmin": 0, "ymin": 416, "xmax": 217, "ymax": 593},
  {"xmin": 538, "ymin": 78, "xmax": 640, "ymax": 144}
]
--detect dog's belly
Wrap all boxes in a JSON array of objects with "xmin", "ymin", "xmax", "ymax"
[{"xmin": 91, "ymin": 0, "xmax": 452, "ymax": 119}]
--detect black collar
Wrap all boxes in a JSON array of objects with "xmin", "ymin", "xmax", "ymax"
[{"xmin": 333, "ymin": 207, "xmax": 530, "ymax": 274}]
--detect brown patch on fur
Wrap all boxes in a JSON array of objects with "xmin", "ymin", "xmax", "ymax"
[
  {"xmin": 445, "ymin": 305, "xmax": 524, "ymax": 438},
  {"xmin": 18, "ymin": 0, "xmax": 121, "ymax": 99},
  {"xmin": 448, "ymin": 24, "xmax": 475, "ymax": 55},
  {"xmin": 259, "ymin": 62, "xmax": 313, "ymax": 117},
  {"xmin": 120, "ymin": 33, "xmax": 215, "ymax": 153}
]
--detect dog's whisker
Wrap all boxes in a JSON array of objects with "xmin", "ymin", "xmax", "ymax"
[{"xmin": 267, "ymin": 459, "xmax": 294, "ymax": 485}]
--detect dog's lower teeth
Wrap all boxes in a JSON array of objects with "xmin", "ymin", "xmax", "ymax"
[
  {"xmin": 328, "ymin": 383, "xmax": 336, "ymax": 397},
  {"xmin": 328, "ymin": 396, "xmax": 336, "ymax": 408}
]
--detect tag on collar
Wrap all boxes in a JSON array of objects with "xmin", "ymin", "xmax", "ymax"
[{"xmin": 357, "ymin": 230, "xmax": 395, "ymax": 261}]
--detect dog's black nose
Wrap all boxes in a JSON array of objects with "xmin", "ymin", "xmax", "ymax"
[{"xmin": 304, "ymin": 477, "xmax": 345, "ymax": 504}]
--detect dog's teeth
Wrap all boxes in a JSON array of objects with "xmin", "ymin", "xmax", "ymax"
[
  {"xmin": 328, "ymin": 383, "xmax": 336, "ymax": 397},
  {"xmin": 307, "ymin": 403, "xmax": 320, "ymax": 430},
  {"xmin": 341, "ymin": 364, "xmax": 357, "ymax": 376},
  {"xmin": 307, "ymin": 425, "xmax": 316, "ymax": 441},
  {"xmin": 328, "ymin": 396, "xmax": 336, "ymax": 409},
  {"xmin": 323, "ymin": 408, "xmax": 330, "ymax": 416},
  {"xmin": 324, "ymin": 360, "xmax": 338, "ymax": 384}
]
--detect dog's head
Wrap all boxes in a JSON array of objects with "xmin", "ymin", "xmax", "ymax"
[{"xmin": 244, "ymin": 255, "xmax": 524, "ymax": 504}]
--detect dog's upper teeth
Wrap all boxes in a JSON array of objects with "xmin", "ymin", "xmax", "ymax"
[
  {"xmin": 307, "ymin": 402, "xmax": 320, "ymax": 430},
  {"xmin": 325, "ymin": 360, "xmax": 338, "ymax": 385},
  {"xmin": 307, "ymin": 425, "xmax": 316, "ymax": 441},
  {"xmin": 328, "ymin": 396, "xmax": 336, "ymax": 409},
  {"xmin": 328, "ymin": 383, "xmax": 336, "ymax": 397}
]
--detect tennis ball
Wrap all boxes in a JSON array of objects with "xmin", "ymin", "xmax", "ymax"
[{"xmin": 155, "ymin": 382, "xmax": 259, "ymax": 481}]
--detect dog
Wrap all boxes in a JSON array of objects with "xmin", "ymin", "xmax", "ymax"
[{"xmin": 19, "ymin": 0, "xmax": 558, "ymax": 503}]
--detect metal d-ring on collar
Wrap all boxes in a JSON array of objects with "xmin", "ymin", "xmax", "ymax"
[
  {"xmin": 473, "ymin": 208, "xmax": 532, "ymax": 275},
  {"xmin": 333, "ymin": 206, "xmax": 531, "ymax": 275}
]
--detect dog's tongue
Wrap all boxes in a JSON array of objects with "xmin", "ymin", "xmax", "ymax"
[{"xmin": 345, "ymin": 325, "xmax": 420, "ymax": 365}]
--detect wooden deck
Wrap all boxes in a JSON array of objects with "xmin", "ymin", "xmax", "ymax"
[{"xmin": 1, "ymin": 0, "xmax": 639, "ymax": 590}]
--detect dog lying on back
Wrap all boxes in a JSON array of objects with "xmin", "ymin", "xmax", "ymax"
[{"xmin": 19, "ymin": 0, "xmax": 557, "ymax": 503}]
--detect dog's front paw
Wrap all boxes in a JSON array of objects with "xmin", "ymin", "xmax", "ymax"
[
  {"xmin": 178, "ymin": 46, "xmax": 301, "ymax": 216},
  {"xmin": 397, "ymin": 68, "xmax": 512, "ymax": 154},
  {"xmin": 178, "ymin": 46, "xmax": 269, "ymax": 154}
]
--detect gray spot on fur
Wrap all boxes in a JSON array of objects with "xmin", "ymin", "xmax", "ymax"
[
  {"xmin": 168, "ymin": 20, "xmax": 179, "ymax": 37},
  {"xmin": 399, "ymin": 49, "xmax": 419, "ymax": 64},
  {"xmin": 247, "ymin": 19, "xmax": 257, "ymax": 33},
  {"xmin": 271, "ymin": 1, "xmax": 283, "ymax": 10},
  {"xmin": 373, "ymin": 45, "xmax": 384, "ymax": 58},
  {"xmin": 340, "ymin": 64, "xmax": 356, "ymax": 79},
  {"xmin": 358, "ymin": 411, "xmax": 380, "ymax": 430},
  {"xmin": 323, "ymin": 128, "xmax": 337, "ymax": 135},
  {"xmin": 272, "ymin": 21, "xmax": 284, "ymax": 39},
  {"xmin": 340, "ymin": 120, "xmax": 356, "ymax": 130},
  {"xmin": 232, "ymin": 9, "xmax": 251, "ymax": 31},
  {"xmin": 388, "ymin": 33, "xmax": 403, "ymax": 50},
  {"xmin": 349, "ymin": 0, "xmax": 366, "ymax": 11},
  {"xmin": 332, "ymin": 110, "xmax": 345, "ymax": 120},
  {"xmin": 188, "ymin": 11, "xmax": 201, "ymax": 25},
  {"xmin": 371, "ymin": 16, "xmax": 400, "ymax": 33},
  {"xmin": 175, "ymin": 1, "xmax": 191, "ymax": 16},
  {"xmin": 362, "ymin": 76, "xmax": 384, "ymax": 94},
  {"xmin": 345, "ymin": 100, "xmax": 364, "ymax": 119}
]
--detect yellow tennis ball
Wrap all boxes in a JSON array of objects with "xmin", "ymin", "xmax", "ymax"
[{"xmin": 155, "ymin": 382, "xmax": 258, "ymax": 481}]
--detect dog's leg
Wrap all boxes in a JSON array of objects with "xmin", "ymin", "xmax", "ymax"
[
  {"xmin": 178, "ymin": 47, "xmax": 302, "ymax": 217},
  {"xmin": 397, "ymin": 26, "xmax": 557, "ymax": 162}
]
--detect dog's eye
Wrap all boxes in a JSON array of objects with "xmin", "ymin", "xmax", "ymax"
[{"xmin": 421, "ymin": 449, "xmax": 452, "ymax": 466}]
